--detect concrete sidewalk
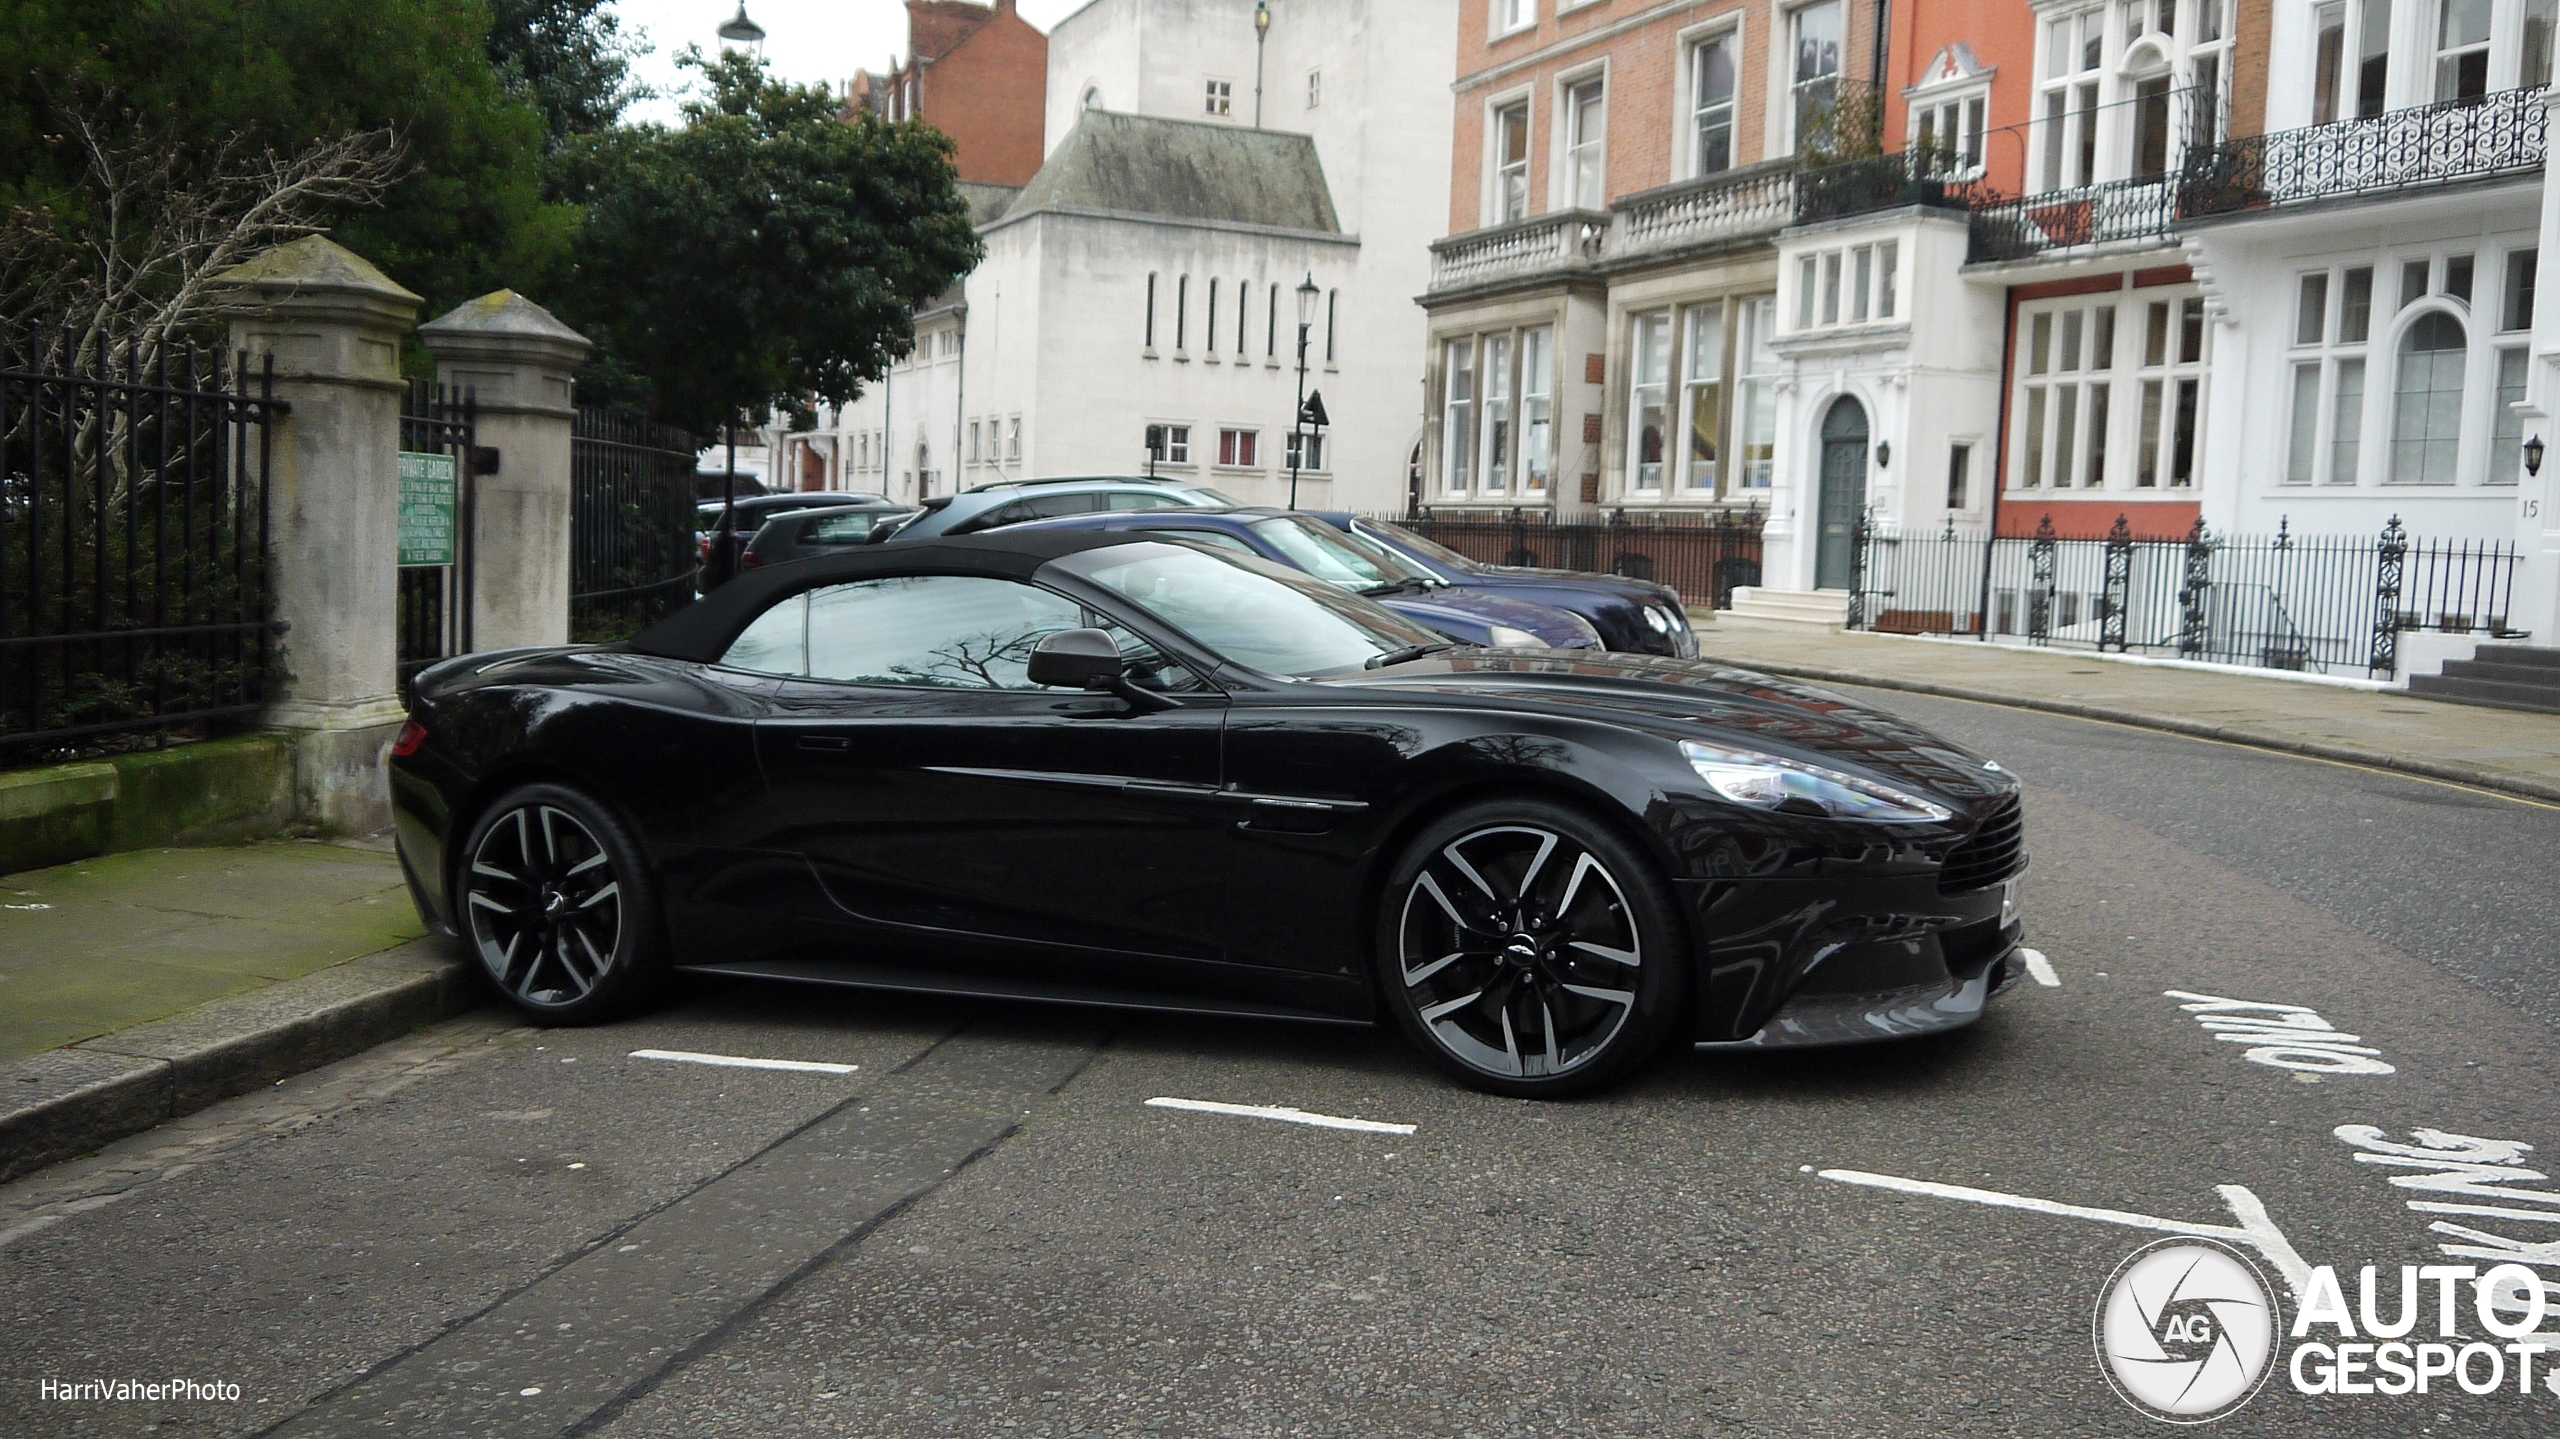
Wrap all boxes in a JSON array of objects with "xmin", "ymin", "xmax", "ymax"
[
  {"xmin": 1694, "ymin": 623, "xmax": 2560, "ymax": 803},
  {"xmin": 0, "ymin": 841, "xmax": 474, "ymax": 1182}
]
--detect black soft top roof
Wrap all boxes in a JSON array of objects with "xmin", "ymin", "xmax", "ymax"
[{"xmin": 627, "ymin": 528, "xmax": 1156, "ymax": 664}]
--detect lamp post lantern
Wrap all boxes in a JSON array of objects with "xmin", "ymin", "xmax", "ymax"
[
  {"xmin": 717, "ymin": 3, "xmax": 766, "ymax": 56},
  {"xmin": 1290, "ymin": 272, "xmax": 1320, "ymax": 508}
]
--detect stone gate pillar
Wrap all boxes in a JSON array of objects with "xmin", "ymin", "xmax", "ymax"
[
  {"xmin": 209, "ymin": 236, "xmax": 420, "ymax": 833},
  {"xmin": 417, "ymin": 292, "xmax": 593, "ymax": 651}
]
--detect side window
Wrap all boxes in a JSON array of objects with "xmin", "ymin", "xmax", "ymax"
[
  {"xmin": 804, "ymin": 512, "xmax": 883, "ymax": 545},
  {"xmin": 721, "ymin": 593, "xmax": 809, "ymax": 674},
  {"xmin": 1106, "ymin": 491, "xmax": 1181, "ymax": 510},
  {"xmin": 803, "ymin": 577, "xmax": 1087, "ymax": 689},
  {"xmin": 1026, "ymin": 493, "xmax": 1102, "ymax": 519}
]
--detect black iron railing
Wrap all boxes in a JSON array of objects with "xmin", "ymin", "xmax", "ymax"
[
  {"xmin": 571, "ymin": 407, "xmax": 700, "ymax": 643},
  {"xmin": 1792, "ymin": 151, "xmax": 1987, "ymax": 227},
  {"xmin": 1390, "ymin": 507, "xmax": 1765, "ymax": 610},
  {"xmin": 1967, "ymin": 174, "xmax": 2183, "ymax": 263},
  {"xmin": 1849, "ymin": 513, "xmax": 2518, "ymax": 678},
  {"xmin": 2182, "ymin": 86, "xmax": 2548, "ymax": 219},
  {"xmin": 0, "ymin": 336, "xmax": 286, "ymax": 753}
]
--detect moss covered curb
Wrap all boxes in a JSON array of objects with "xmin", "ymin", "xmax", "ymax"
[{"xmin": 0, "ymin": 736, "xmax": 297, "ymax": 876}]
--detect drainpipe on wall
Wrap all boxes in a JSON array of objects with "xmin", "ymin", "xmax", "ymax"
[
  {"xmin": 1975, "ymin": 287, "xmax": 2021, "ymax": 641},
  {"xmin": 952, "ymin": 306, "xmax": 967, "ymax": 495}
]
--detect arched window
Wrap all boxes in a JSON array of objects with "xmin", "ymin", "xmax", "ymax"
[
  {"xmin": 1083, "ymin": 86, "xmax": 1103, "ymax": 110},
  {"xmin": 2391, "ymin": 310, "xmax": 2466, "ymax": 484}
]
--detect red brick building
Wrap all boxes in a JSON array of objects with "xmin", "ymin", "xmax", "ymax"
[{"xmin": 851, "ymin": 0, "xmax": 1048, "ymax": 188}]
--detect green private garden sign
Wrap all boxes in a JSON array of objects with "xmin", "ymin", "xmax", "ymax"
[{"xmin": 397, "ymin": 450, "xmax": 458, "ymax": 567}]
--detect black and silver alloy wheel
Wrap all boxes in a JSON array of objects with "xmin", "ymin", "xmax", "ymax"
[
  {"xmin": 1381, "ymin": 800, "xmax": 1685, "ymax": 1097},
  {"xmin": 456, "ymin": 783, "xmax": 661, "ymax": 1022}
]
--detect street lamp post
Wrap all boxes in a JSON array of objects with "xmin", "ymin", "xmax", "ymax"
[
  {"xmin": 1253, "ymin": 2, "xmax": 1271, "ymax": 127},
  {"xmin": 1290, "ymin": 272, "xmax": 1318, "ymax": 509},
  {"xmin": 716, "ymin": 3, "xmax": 766, "ymax": 57}
]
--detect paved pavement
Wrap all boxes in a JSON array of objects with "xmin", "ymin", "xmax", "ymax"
[
  {"xmin": 0, "ymin": 841, "xmax": 424, "ymax": 1061},
  {"xmin": 1694, "ymin": 623, "xmax": 2560, "ymax": 803},
  {"xmin": 3, "ymin": 688, "xmax": 2553, "ymax": 1437}
]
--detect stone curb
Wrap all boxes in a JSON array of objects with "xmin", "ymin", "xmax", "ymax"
[
  {"xmin": 0, "ymin": 935, "xmax": 478, "ymax": 1185},
  {"xmin": 1744, "ymin": 661, "xmax": 2560, "ymax": 808}
]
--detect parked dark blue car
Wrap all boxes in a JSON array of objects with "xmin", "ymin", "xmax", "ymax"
[
  {"xmin": 1006, "ymin": 508, "xmax": 1603, "ymax": 651},
  {"xmin": 1307, "ymin": 513, "xmax": 1700, "ymax": 658}
]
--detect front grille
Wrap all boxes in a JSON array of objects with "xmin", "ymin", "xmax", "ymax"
[{"xmin": 1938, "ymin": 796, "xmax": 2024, "ymax": 895}]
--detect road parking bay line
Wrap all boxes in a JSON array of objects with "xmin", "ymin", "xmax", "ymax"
[
  {"xmin": 2021, "ymin": 949, "xmax": 2060, "ymax": 987},
  {"xmin": 630, "ymin": 1049, "xmax": 858, "ymax": 1075},
  {"xmin": 1145, "ymin": 1097, "xmax": 1415, "ymax": 1135}
]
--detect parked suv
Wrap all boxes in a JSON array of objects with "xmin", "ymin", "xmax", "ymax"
[
  {"xmin": 697, "ymin": 492, "xmax": 900, "ymax": 588},
  {"xmin": 887, "ymin": 477, "xmax": 1235, "ymax": 542}
]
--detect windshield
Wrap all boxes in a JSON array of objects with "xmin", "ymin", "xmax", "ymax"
[
  {"xmin": 1051, "ymin": 540, "xmax": 1449, "ymax": 678},
  {"xmin": 1247, "ymin": 515, "xmax": 1431, "ymax": 590},
  {"xmin": 1358, "ymin": 519, "xmax": 1485, "ymax": 574}
]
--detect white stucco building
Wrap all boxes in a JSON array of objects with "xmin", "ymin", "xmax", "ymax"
[{"xmin": 785, "ymin": 0, "xmax": 1456, "ymax": 516}]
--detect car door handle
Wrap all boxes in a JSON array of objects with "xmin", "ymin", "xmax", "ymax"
[{"xmin": 795, "ymin": 735, "xmax": 853, "ymax": 752}]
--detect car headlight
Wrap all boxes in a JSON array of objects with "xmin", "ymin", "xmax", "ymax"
[
  {"xmin": 1656, "ymin": 603, "xmax": 1689, "ymax": 633},
  {"xmin": 1641, "ymin": 606, "xmax": 1671, "ymax": 634},
  {"xmin": 1485, "ymin": 624, "xmax": 1544, "ymax": 648},
  {"xmin": 1680, "ymin": 741, "xmax": 1953, "ymax": 822}
]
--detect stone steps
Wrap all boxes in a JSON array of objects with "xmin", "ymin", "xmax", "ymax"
[
  {"xmin": 2408, "ymin": 645, "xmax": 2560, "ymax": 714},
  {"xmin": 1723, "ymin": 587, "xmax": 1851, "ymax": 631}
]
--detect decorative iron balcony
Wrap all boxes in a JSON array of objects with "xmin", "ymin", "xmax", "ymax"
[
  {"xmin": 2181, "ymin": 85, "xmax": 2547, "ymax": 218},
  {"xmin": 1425, "ymin": 211, "xmax": 1607, "ymax": 296},
  {"xmin": 1967, "ymin": 175, "xmax": 2181, "ymax": 263},
  {"xmin": 1607, "ymin": 165, "xmax": 1799, "ymax": 265}
]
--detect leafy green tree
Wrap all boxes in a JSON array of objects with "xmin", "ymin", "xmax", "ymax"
[
  {"xmin": 0, "ymin": 0, "xmax": 564, "ymax": 323},
  {"xmin": 486, "ymin": 0, "xmax": 645, "ymax": 148},
  {"xmin": 554, "ymin": 52, "xmax": 983, "ymax": 436}
]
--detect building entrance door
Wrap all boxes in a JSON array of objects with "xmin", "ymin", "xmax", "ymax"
[{"xmin": 1814, "ymin": 396, "xmax": 1869, "ymax": 591}]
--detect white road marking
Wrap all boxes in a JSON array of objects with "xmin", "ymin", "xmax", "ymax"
[
  {"xmin": 2020, "ymin": 948, "xmax": 2060, "ymax": 987},
  {"xmin": 628, "ymin": 1049, "xmax": 858, "ymax": 1075},
  {"xmin": 2165, "ymin": 991, "xmax": 2394, "ymax": 1076},
  {"xmin": 1816, "ymin": 1167, "xmax": 2313, "ymax": 1300},
  {"xmin": 1145, "ymin": 1097, "xmax": 1416, "ymax": 1135}
]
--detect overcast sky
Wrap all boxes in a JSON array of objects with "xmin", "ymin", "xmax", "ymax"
[{"xmin": 611, "ymin": 0, "xmax": 1092, "ymax": 124}]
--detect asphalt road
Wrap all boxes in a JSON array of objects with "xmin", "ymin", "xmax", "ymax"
[{"xmin": 4, "ymin": 687, "xmax": 2556, "ymax": 1438}]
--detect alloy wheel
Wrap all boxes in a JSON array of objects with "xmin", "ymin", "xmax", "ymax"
[
  {"xmin": 463, "ymin": 803, "xmax": 625, "ymax": 1007},
  {"xmin": 1395, "ymin": 824, "xmax": 1643, "ymax": 1079}
]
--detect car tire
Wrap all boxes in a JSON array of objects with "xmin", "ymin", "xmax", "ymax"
[
  {"xmin": 1375, "ymin": 797, "xmax": 1689, "ymax": 1098},
  {"xmin": 453, "ymin": 782, "xmax": 666, "ymax": 1025}
]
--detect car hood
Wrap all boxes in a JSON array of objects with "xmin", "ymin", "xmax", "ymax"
[
  {"xmin": 1481, "ymin": 566, "xmax": 1683, "ymax": 608},
  {"xmin": 1374, "ymin": 587, "xmax": 1596, "ymax": 648},
  {"xmin": 1333, "ymin": 649, "xmax": 2014, "ymax": 805}
]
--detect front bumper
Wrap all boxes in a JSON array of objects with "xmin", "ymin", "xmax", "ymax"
[{"xmin": 1678, "ymin": 869, "xmax": 2024, "ymax": 1046}]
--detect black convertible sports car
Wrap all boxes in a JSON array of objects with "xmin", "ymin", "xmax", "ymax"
[{"xmin": 390, "ymin": 529, "xmax": 2027, "ymax": 1097}]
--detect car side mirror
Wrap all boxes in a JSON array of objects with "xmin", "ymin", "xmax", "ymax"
[{"xmin": 1027, "ymin": 628, "xmax": 1127, "ymax": 690}]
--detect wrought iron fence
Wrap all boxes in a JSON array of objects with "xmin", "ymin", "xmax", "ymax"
[
  {"xmin": 0, "ymin": 337, "xmax": 286, "ymax": 753},
  {"xmin": 397, "ymin": 380, "xmax": 476, "ymax": 687},
  {"xmin": 1387, "ymin": 507, "xmax": 1765, "ymax": 611},
  {"xmin": 1848, "ymin": 514, "xmax": 2518, "ymax": 678},
  {"xmin": 1966, "ymin": 175, "xmax": 2183, "ymax": 263},
  {"xmin": 2181, "ymin": 85, "xmax": 2547, "ymax": 219},
  {"xmin": 571, "ymin": 407, "xmax": 700, "ymax": 643}
]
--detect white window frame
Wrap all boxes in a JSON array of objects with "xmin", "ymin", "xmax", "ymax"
[
  {"xmin": 1785, "ymin": 240, "xmax": 1900, "ymax": 332},
  {"xmin": 1443, "ymin": 337, "xmax": 1478, "ymax": 493},
  {"xmin": 1908, "ymin": 82, "xmax": 1990, "ymax": 179},
  {"xmin": 1483, "ymin": 332, "xmax": 1515, "ymax": 493},
  {"xmin": 1307, "ymin": 69, "xmax": 1321, "ymax": 108},
  {"xmin": 1626, "ymin": 308, "xmax": 1674, "ymax": 494},
  {"xmin": 1490, "ymin": 0, "xmax": 1538, "ymax": 40},
  {"xmin": 1678, "ymin": 301, "xmax": 1725, "ymax": 495},
  {"xmin": 1779, "ymin": 0, "xmax": 1845, "ymax": 155},
  {"xmin": 1205, "ymin": 78, "xmax": 1233, "ymax": 117},
  {"xmin": 1007, "ymin": 416, "xmax": 1023, "ymax": 464},
  {"xmin": 2282, "ymin": 261, "xmax": 2377, "ymax": 487},
  {"xmin": 1216, "ymin": 426, "xmax": 1261, "ymax": 470},
  {"xmin": 1680, "ymin": 21, "xmax": 1744, "ymax": 179},
  {"xmin": 1733, "ymin": 297, "xmax": 1780, "ymax": 490},
  {"xmin": 1557, "ymin": 68, "xmax": 1609, "ymax": 211},
  {"xmin": 1486, "ymin": 89, "xmax": 1535, "ymax": 226},
  {"xmin": 1520, "ymin": 326, "xmax": 1554, "ymax": 495}
]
